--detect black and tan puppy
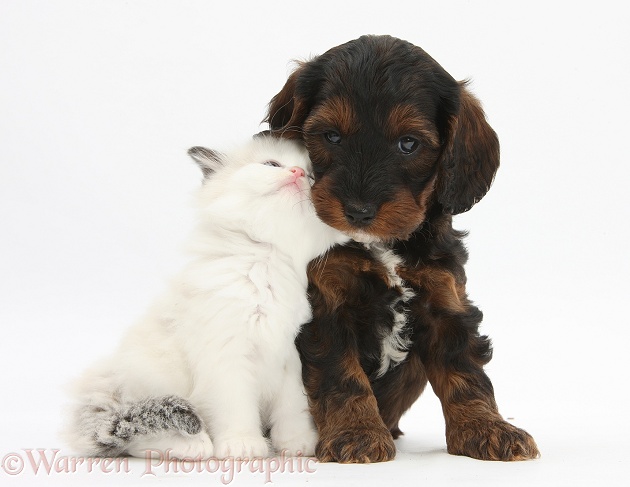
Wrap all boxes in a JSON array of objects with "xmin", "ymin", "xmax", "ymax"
[{"xmin": 265, "ymin": 35, "xmax": 539, "ymax": 463}]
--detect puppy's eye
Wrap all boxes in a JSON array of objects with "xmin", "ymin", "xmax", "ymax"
[
  {"xmin": 324, "ymin": 131, "xmax": 342, "ymax": 145},
  {"xmin": 398, "ymin": 137, "xmax": 420, "ymax": 155},
  {"xmin": 262, "ymin": 160, "xmax": 281, "ymax": 167}
]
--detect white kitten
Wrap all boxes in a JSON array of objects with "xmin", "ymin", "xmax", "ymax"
[{"xmin": 64, "ymin": 136, "xmax": 348, "ymax": 459}]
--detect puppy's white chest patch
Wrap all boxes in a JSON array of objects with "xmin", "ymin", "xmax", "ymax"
[{"xmin": 367, "ymin": 243, "xmax": 414, "ymax": 378}]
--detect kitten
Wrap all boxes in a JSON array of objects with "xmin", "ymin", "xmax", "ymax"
[{"xmin": 64, "ymin": 136, "xmax": 348, "ymax": 459}]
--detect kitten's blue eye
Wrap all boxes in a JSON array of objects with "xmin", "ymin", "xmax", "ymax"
[{"xmin": 262, "ymin": 160, "xmax": 281, "ymax": 167}]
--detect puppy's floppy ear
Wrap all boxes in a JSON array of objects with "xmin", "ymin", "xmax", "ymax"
[
  {"xmin": 437, "ymin": 82, "xmax": 500, "ymax": 215},
  {"xmin": 187, "ymin": 146, "xmax": 225, "ymax": 179},
  {"xmin": 264, "ymin": 61, "xmax": 315, "ymax": 139}
]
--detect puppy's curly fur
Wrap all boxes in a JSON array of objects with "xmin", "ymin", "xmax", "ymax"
[{"xmin": 265, "ymin": 35, "xmax": 539, "ymax": 463}]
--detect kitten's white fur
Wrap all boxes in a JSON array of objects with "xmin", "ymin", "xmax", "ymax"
[{"xmin": 64, "ymin": 137, "xmax": 348, "ymax": 459}]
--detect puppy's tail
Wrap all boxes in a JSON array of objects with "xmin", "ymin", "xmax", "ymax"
[{"xmin": 64, "ymin": 394, "xmax": 203, "ymax": 457}]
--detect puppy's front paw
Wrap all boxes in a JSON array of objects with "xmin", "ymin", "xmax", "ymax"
[
  {"xmin": 271, "ymin": 424, "xmax": 318, "ymax": 457},
  {"xmin": 446, "ymin": 419, "xmax": 540, "ymax": 461},
  {"xmin": 316, "ymin": 424, "xmax": 396, "ymax": 463},
  {"xmin": 213, "ymin": 435, "xmax": 269, "ymax": 459}
]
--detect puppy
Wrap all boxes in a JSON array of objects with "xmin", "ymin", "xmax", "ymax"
[{"xmin": 264, "ymin": 35, "xmax": 539, "ymax": 463}]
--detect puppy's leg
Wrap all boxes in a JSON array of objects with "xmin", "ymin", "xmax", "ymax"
[
  {"xmin": 411, "ymin": 266, "xmax": 540, "ymax": 461},
  {"xmin": 268, "ymin": 347, "xmax": 318, "ymax": 456},
  {"xmin": 371, "ymin": 353, "xmax": 428, "ymax": 438},
  {"xmin": 301, "ymin": 248, "xmax": 397, "ymax": 463},
  {"xmin": 298, "ymin": 321, "xmax": 396, "ymax": 463}
]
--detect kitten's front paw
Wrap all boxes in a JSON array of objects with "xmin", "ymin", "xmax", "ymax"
[
  {"xmin": 214, "ymin": 435, "xmax": 269, "ymax": 459},
  {"xmin": 128, "ymin": 431, "xmax": 214, "ymax": 460},
  {"xmin": 271, "ymin": 425, "xmax": 318, "ymax": 457},
  {"xmin": 169, "ymin": 431, "xmax": 215, "ymax": 460}
]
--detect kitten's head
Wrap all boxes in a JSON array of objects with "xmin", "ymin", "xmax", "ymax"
[{"xmin": 187, "ymin": 137, "xmax": 347, "ymax": 261}]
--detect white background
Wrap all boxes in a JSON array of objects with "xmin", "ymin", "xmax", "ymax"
[{"xmin": 1, "ymin": 1, "xmax": 629, "ymax": 485}]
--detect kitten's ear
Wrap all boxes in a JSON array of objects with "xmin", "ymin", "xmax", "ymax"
[{"xmin": 187, "ymin": 146, "xmax": 225, "ymax": 179}]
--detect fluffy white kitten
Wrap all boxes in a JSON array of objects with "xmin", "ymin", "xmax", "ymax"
[{"xmin": 64, "ymin": 136, "xmax": 348, "ymax": 459}]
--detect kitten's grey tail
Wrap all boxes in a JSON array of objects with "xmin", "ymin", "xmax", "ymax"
[{"xmin": 70, "ymin": 395, "xmax": 202, "ymax": 457}]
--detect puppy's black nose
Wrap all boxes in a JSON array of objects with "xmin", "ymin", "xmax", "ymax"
[{"xmin": 344, "ymin": 203, "xmax": 377, "ymax": 226}]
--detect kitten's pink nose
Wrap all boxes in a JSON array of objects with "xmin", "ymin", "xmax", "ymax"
[{"xmin": 289, "ymin": 166, "xmax": 305, "ymax": 178}]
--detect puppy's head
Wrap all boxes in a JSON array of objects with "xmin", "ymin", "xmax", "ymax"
[{"xmin": 265, "ymin": 35, "xmax": 499, "ymax": 242}]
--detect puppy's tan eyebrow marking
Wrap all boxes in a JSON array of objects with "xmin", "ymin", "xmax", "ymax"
[
  {"xmin": 386, "ymin": 105, "xmax": 440, "ymax": 148},
  {"xmin": 307, "ymin": 97, "xmax": 358, "ymax": 135}
]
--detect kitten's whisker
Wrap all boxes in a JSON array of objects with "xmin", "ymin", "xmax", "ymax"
[
  {"xmin": 278, "ymin": 125, "xmax": 304, "ymax": 138},
  {"xmin": 292, "ymin": 197, "xmax": 312, "ymax": 210}
]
